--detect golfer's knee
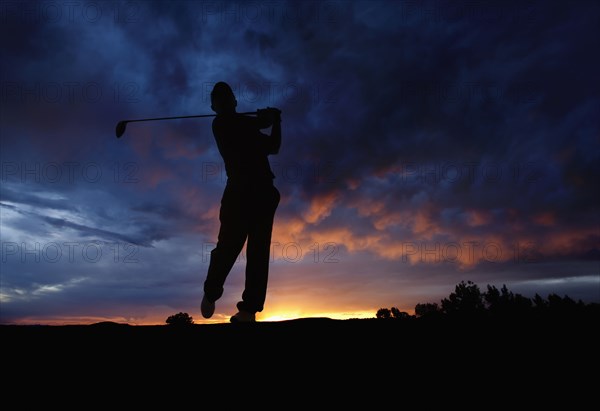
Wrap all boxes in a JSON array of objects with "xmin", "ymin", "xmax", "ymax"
[{"xmin": 213, "ymin": 240, "xmax": 245, "ymax": 256}]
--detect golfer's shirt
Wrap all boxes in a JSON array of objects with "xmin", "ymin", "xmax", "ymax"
[{"xmin": 212, "ymin": 113, "xmax": 278, "ymax": 185}]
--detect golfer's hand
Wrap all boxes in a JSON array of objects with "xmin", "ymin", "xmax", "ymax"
[{"xmin": 258, "ymin": 107, "xmax": 281, "ymax": 125}]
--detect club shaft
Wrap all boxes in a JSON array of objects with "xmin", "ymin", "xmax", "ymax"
[{"xmin": 124, "ymin": 111, "xmax": 257, "ymax": 124}]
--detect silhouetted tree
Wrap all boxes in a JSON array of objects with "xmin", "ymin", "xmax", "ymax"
[
  {"xmin": 546, "ymin": 293, "xmax": 583, "ymax": 315},
  {"xmin": 376, "ymin": 308, "xmax": 391, "ymax": 319},
  {"xmin": 513, "ymin": 293, "xmax": 533, "ymax": 312},
  {"xmin": 441, "ymin": 280, "xmax": 485, "ymax": 315},
  {"xmin": 166, "ymin": 312, "xmax": 194, "ymax": 326},
  {"xmin": 533, "ymin": 293, "xmax": 548, "ymax": 310},
  {"xmin": 484, "ymin": 284, "xmax": 502, "ymax": 309},
  {"xmin": 378, "ymin": 281, "xmax": 598, "ymax": 321},
  {"xmin": 390, "ymin": 307, "xmax": 412, "ymax": 319},
  {"xmin": 484, "ymin": 284, "xmax": 532, "ymax": 315},
  {"xmin": 415, "ymin": 302, "xmax": 440, "ymax": 318}
]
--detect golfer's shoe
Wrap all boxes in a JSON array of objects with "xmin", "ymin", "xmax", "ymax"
[
  {"xmin": 201, "ymin": 294, "xmax": 215, "ymax": 319},
  {"xmin": 230, "ymin": 310, "xmax": 256, "ymax": 323}
]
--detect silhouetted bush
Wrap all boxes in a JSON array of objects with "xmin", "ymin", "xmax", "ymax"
[{"xmin": 166, "ymin": 312, "xmax": 194, "ymax": 326}]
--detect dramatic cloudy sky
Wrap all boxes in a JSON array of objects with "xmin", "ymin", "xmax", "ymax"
[{"xmin": 1, "ymin": 0, "xmax": 599, "ymax": 324}]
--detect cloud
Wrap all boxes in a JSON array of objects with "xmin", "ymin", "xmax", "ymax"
[
  {"xmin": 1, "ymin": 185, "xmax": 78, "ymax": 211},
  {"xmin": 1, "ymin": 0, "xmax": 598, "ymax": 324},
  {"xmin": 38, "ymin": 215, "xmax": 157, "ymax": 247}
]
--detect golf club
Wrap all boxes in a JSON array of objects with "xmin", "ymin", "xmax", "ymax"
[{"xmin": 115, "ymin": 111, "xmax": 258, "ymax": 138}]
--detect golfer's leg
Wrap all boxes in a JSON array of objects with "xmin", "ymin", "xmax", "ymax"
[
  {"xmin": 204, "ymin": 233, "xmax": 246, "ymax": 302},
  {"xmin": 204, "ymin": 192, "xmax": 247, "ymax": 303},
  {"xmin": 239, "ymin": 186, "xmax": 280, "ymax": 313}
]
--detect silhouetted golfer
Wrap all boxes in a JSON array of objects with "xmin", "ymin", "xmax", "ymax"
[{"xmin": 201, "ymin": 82, "xmax": 281, "ymax": 323}]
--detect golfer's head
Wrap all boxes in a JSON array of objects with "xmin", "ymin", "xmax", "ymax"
[{"xmin": 211, "ymin": 82, "xmax": 237, "ymax": 114}]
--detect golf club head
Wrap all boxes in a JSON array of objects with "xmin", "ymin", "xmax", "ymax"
[{"xmin": 115, "ymin": 121, "xmax": 127, "ymax": 138}]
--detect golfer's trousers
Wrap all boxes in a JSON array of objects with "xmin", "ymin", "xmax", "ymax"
[{"xmin": 204, "ymin": 179, "xmax": 280, "ymax": 314}]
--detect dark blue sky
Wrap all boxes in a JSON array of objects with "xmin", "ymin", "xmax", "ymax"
[{"xmin": 1, "ymin": 0, "xmax": 599, "ymax": 324}]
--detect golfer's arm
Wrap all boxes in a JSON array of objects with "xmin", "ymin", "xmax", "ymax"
[{"xmin": 269, "ymin": 119, "xmax": 281, "ymax": 154}]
